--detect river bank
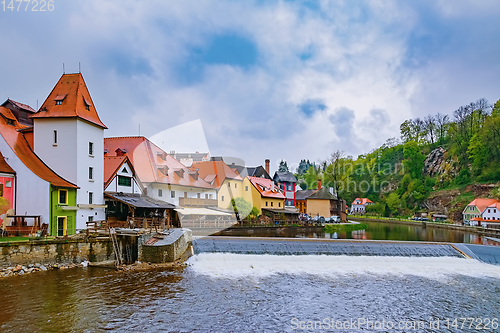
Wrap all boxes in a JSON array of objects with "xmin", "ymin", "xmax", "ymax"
[{"xmin": 349, "ymin": 216, "xmax": 500, "ymax": 237}]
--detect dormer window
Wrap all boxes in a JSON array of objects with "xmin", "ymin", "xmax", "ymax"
[
  {"xmin": 157, "ymin": 152, "xmax": 167, "ymax": 161},
  {"xmin": 83, "ymin": 97, "xmax": 92, "ymax": 111},
  {"xmin": 54, "ymin": 94, "xmax": 67, "ymax": 105},
  {"xmin": 157, "ymin": 165, "xmax": 169, "ymax": 177}
]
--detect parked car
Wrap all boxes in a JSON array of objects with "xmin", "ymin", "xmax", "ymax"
[
  {"xmin": 325, "ymin": 216, "xmax": 341, "ymax": 223},
  {"xmin": 312, "ymin": 215, "xmax": 325, "ymax": 226}
]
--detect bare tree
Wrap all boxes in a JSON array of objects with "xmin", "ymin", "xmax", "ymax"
[
  {"xmin": 435, "ymin": 113, "xmax": 449, "ymax": 144},
  {"xmin": 424, "ymin": 115, "xmax": 437, "ymax": 144},
  {"xmin": 326, "ymin": 150, "xmax": 350, "ymax": 197}
]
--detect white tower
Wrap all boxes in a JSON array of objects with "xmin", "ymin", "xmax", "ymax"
[{"xmin": 32, "ymin": 73, "xmax": 107, "ymax": 231}]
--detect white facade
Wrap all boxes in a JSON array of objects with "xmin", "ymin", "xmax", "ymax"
[
  {"xmin": 34, "ymin": 118, "xmax": 105, "ymax": 230},
  {"xmin": 146, "ymin": 183, "xmax": 216, "ymax": 206},
  {"xmin": 105, "ymin": 161, "xmax": 142, "ymax": 194},
  {"xmin": 0, "ymin": 136, "xmax": 50, "ymax": 225},
  {"xmin": 481, "ymin": 204, "xmax": 500, "ymax": 222},
  {"xmin": 350, "ymin": 204, "xmax": 367, "ymax": 214}
]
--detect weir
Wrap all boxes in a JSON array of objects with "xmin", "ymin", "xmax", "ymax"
[{"xmin": 193, "ymin": 237, "xmax": 465, "ymax": 258}]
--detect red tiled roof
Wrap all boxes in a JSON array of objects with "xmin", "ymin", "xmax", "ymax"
[
  {"xmin": 104, "ymin": 156, "xmax": 127, "ymax": 186},
  {"xmin": 190, "ymin": 161, "xmax": 242, "ymax": 188},
  {"xmin": 0, "ymin": 107, "xmax": 17, "ymax": 121},
  {"xmin": 0, "ymin": 151, "xmax": 15, "ymax": 174},
  {"xmin": 247, "ymin": 176, "xmax": 285, "ymax": 199},
  {"xmin": 31, "ymin": 73, "xmax": 107, "ymax": 129},
  {"xmin": 487, "ymin": 202, "xmax": 500, "ymax": 210},
  {"xmin": 0, "ymin": 106, "xmax": 77, "ymax": 188},
  {"xmin": 104, "ymin": 136, "xmax": 214, "ymax": 189},
  {"xmin": 4, "ymin": 99, "xmax": 36, "ymax": 113},
  {"xmin": 351, "ymin": 198, "xmax": 374, "ymax": 205},
  {"xmin": 467, "ymin": 198, "xmax": 498, "ymax": 213}
]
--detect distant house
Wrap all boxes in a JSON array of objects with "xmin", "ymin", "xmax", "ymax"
[
  {"xmin": 295, "ymin": 181, "xmax": 347, "ymax": 221},
  {"xmin": 243, "ymin": 176, "xmax": 285, "ymax": 214},
  {"xmin": 467, "ymin": 201, "xmax": 500, "ymax": 228},
  {"xmin": 190, "ymin": 160, "xmax": 243, "ymax": 209},
  {"xmin": 1, "ymin": 99, "xmax": 35, "ymax": 127},
  {"xmin": 217, "ymin": 158, "xmax": 272, "ymax": 180},
  {"xmin": 350, "ymin": 198, "xmax": 374, "ymax": 215},
  {"xmin": 273, "ymin": 171, "xmax": 297, "ymax": 207},
  {"xmin": 104, "ymin": 136, "xmax": 216, "ymax": 207},
  {"xmin": 463, "ymin": 198, "xmax": 498, "ymax": 226},
  {"xmin": 170, "ymin": 151, "xmax": 210, "ymax": 167},
  {"xmin": 0, "ymin": 105, "xmax": 78, "ymax": 236},
  {"xmin": 482, "ymin": 202, "xmax": 500, "ymax": 222}
]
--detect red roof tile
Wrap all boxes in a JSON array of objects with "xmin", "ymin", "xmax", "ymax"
[
  {"xmin": 104, "ymin": 136, "xmax": 214, "ymax": 189},
  {"xmin": 31, "ymin": 73, "xmax": 107, "ymax": 129},
  {"xmin": 487, "ymin": 202, "xmax": 500, "ymax": 210},
  {"xmin": 5, "ymin": 99, "xmax": 36, "ymax": 113},
  {"xmin": 0, "ymin": 106, "xmax": 77, "ymax": 188},
  {"xmin": 0, "ymin": 107, "xmax": 17, "ymax": 121},
  {"xmin": 190, "ymin": 161, "xmax": 242, "ymax": 188},
  {"xmin": 0, "ymin": 151, "xmax": 15, "ymax": 174},
  {"xmin": 351, "ymin": 198, "xmax": 374, "ymax": 205},
  {"xmin": 247, "ymin": 176, "xmax": 285, "ymax": 199},
  {"xmin": 467, "ymin": 198, "xmax": 499, "ymax": 213},
  {"xmin": 104, "ymin": 156, "xmax": 127, "ymax": 186}
]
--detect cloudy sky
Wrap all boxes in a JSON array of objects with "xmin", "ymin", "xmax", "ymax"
[{"xmin": 1, "ymin": 0, "xmax": 499, "ymax": 171}]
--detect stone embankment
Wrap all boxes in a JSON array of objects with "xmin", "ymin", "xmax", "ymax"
[{"xmin": 0, "ymin": 261, "xmax": 88, "ymax": 278}]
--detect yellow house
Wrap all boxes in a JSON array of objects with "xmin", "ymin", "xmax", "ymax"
[
  {"xmin": 191, "ymin": 161, "xmax": 243, "ymax": 208},
  {"xmin": 296, "ymin": 187, "xmax": 338, "ymax": 218},
  {"xmin": 243, "ymin": 176, "xmax": 285, "ymax": 213}
]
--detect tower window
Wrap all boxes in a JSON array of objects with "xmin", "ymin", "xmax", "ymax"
[
  {"xmin": 58, "ymin": 189, "xmax": 68, "ymax": 205},
  {"xmin": 89, "ymin": 192, "xmax": 93, "ymax": 204},
  {"xmin": 89, "ymin": 167, "xmax": 93, "ymax": 180},
  {"xmin": 89, "ymin": 142, "xmax": 94, "ymax": 156},
  {"xmin": 53, "ymin": 130, "xmax": 57, "ymax": 145}
]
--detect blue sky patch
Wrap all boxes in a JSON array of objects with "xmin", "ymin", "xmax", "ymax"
[
  {"xmin": 175, "ymin": 33, "xmax": 258, "ymax": 85},
  {"xmin": 299, "ymin": 99, "xmax": 327, "ymax": 117}
]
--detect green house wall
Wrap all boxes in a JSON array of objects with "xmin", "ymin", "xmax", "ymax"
[{"xmin": 50, "ymin": 186, "xmax": 77, "ymax": 236}]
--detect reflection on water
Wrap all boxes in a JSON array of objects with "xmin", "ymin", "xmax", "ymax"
[
  {"xmin": 214, "ymin": 221, "xmax": 498, "ymax": 245},
  {"xmin": 1, "ymin": 255, "xmax": 500, "ymax": 332}
]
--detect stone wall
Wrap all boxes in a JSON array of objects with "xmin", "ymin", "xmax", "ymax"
[
  {"xmin": 0, "ymin": 239, "xmax": 115, "ymax": 269},
  {"xmin": 141, "ymin": 228, "xmax": 192, "ymax": 263}
]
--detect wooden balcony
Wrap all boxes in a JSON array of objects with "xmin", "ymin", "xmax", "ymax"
[{"xmin": 178, "ymin": 197, "xmax": 218, "ymax": 208}]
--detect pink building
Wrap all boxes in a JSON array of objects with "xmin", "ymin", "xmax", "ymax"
[{"xmin": 0, "ymin": 151, "xmax": 16, "ymax": 226}]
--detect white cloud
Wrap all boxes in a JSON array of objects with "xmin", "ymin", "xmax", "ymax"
[{"xmin": 1, "ymin": 0, "xmax": 500, "ymax": 168}]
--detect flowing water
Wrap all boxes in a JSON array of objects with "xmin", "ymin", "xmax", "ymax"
[{"xmin": 1, "ymin": 248, "xmax": 500, "ymax": 332}]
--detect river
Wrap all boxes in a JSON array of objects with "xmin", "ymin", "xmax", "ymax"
[
  {"xmin": 1, "ymin": 221, "xmax": 500, "ymax": 332},
  {"xmin": 212, "ymin": 221, "xmax": 498, "ymax": 245}
]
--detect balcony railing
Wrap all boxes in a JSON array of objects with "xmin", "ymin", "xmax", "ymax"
[{"xmin": 178, "ymin": 197, "xmax": 218, "ymax": 208}]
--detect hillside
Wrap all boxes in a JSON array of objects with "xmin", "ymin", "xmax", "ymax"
[{"xmin": 294, "ymin": 98, "xmax": 500, "ymax": 221}]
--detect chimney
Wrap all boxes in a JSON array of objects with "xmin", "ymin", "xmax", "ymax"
[
  {"xmin": 318, "ymin": 179, "xmax": 322, "ymax": 189},
  {"xmin": 265, "ymin": 159, "xmax": 270, "ymax": 175}
]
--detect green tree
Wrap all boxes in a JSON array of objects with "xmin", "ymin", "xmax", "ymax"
[
  {"xmin": 403, "ymin": 141, "xmax": 425, "ymax": 179},
  {"xmin": 249, "ymin": 206, "xmax": 260, "ymax": 219},
  {"xmin": 278, "ymin": 160, "xmax": 289, "ymax": 172},
  {"xmin": 228, "ymin": 197, "xmax": 252, "ymax": 220},
  {"xmin": 386, "ymin": 192, "xmax": 401, "ymax": 215}
]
